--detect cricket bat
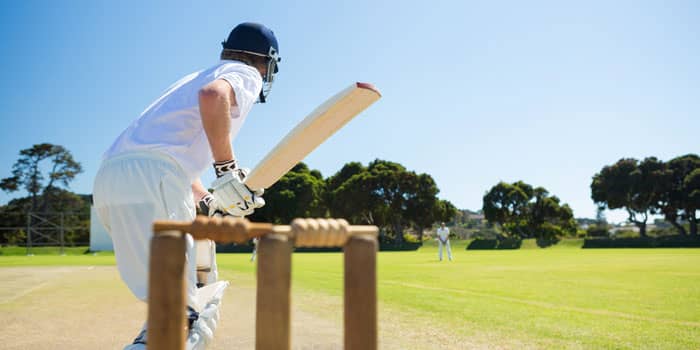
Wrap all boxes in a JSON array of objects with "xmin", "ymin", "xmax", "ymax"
[{"xmin": 245, "ymin": 82, "xmax": 381, "ymax": 190}]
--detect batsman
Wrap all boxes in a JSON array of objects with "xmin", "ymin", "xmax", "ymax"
[{"xmin": 92, "ymin": 22, "xmax": 281, "ymax": 349}]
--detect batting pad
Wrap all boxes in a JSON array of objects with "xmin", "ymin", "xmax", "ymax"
[
  {"xmin": 187, "ymin": 280, "xmax": 230, "ymax": 350},
  {"xmin": 122, "ymin": 340, "xmax": 146, "ymax": 350}
]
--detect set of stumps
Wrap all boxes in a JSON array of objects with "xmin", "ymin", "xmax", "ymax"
[{"xmin": 148, "ymin": 216, "xmax": 378, "ymax": 350}]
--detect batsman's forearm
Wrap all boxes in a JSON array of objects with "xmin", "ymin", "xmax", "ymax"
[
  {"xmin": 192, "ymin": 179, "xmax": 210, "ymax": 202},
  {"xmin": 199, "ymin": 86, "xmax": 234, "ymax": 162}
]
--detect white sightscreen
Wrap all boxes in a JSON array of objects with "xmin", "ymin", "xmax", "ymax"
[{"xmin": 89, "ymin": 206, "xmax": 113, "ymax": 251}]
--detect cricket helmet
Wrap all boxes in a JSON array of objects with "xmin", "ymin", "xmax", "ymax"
[{"xmin": 222, "ymin": 22, "xmax": 281, "ymax": 103}]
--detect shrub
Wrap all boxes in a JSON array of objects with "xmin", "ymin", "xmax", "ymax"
[
  {"xmin": 586, "ymin": 224, "xmax": 609, "ymax": 237},
  {"xmin": 3, "ymin": 229, "xmax": 26, "ymax": 245},
  {"xmin": 467, "ymin": 237, "xmax": 522, "ymax": 250},
  {"xmin": 403, "ymin": 233, "xmax": 420, "ymax": 243},
  {"xmin": 611, "ymin": 230, "xmax": 638, "ymax": 238}
]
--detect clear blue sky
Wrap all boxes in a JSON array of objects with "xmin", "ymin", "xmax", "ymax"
[{"xmin": 1, "ymin": 0, "xmax": 698, "ymax": 223}]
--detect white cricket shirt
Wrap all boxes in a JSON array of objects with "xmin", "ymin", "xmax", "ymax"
[
  {"xmin": 104, "ymin": 60, "xmax": 262, "ymax": 181},
  {"xmin": 437, "ymin": 227, "xmax": 450, "ymax": 240}
]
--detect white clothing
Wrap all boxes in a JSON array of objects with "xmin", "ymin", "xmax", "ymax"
[
  {"xmin": 437, "ymin": 226, "xmax": 450, "ymax": 240},
  {"xmin": 250, "ymin": 237, "xmax": 258, "ymax": 262},
  {"xmin": 438, "ymin": 239, "xmax": 453, "ymax": 261},
  {"xmin": 187, "ymin": 281, "xmax": 230, "ymax": 350},
  {"xmin": 97, "ymin": 60, "xmax": 261, "ymax": 348},
  {"xmin": 93, "ymin": 151, "xmax": 199, "ymax": 307},
  {"xmin": 437, "ymin": 226, "xmax": 452, "ymax": 261},
  {"xmin": 122, "ymin": 281, "xmax": 230, "ymax": 350},
  {"xmin": 196, "ymin": 239, "xmax": 218, "ymax": 284},
  {"xmin": 103, "ymin": 61, "xmax": 263, "ymax": 181}
]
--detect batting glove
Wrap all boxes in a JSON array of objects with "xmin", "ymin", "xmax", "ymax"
[
  {"xmin": 198, "ymin": 194, "xmax": 225, "ymax": 217},
  {"xmin": 209, "ymin": 160, "xmax": 265, "ymax": 217}
]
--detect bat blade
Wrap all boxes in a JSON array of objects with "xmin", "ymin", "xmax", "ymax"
[{"xmin": 245, "ymin": 82, "xmax": 381, "ymax": 189}]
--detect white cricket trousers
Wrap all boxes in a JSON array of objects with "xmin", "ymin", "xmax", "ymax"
[
  {"xmin": 439, "ymin": 240, "xmax": 453, "ymax": 261},
  {"xmin": 93, "ymin": 151, "xmax": 198, "ymax": 307}
]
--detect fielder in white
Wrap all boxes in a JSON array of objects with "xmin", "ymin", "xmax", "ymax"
[
  {"xmin": 436, "ymin": 222, "xmax": 453, "ymax": 261},
  {"xmin": 250, "ymin": 237, "xmax": 259, "ymax": 262},
  {"xmin": 92, "ymin": 22, "xmax": 281, "ymax": 349}
]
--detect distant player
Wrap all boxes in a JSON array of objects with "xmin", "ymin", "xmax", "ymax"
[
  {"xmin": 92, "ymin": 22, "xmax": 281, "ymax": 349},
  {"xmin": 250, "ymin": 237, "xmax": 259, "ymax": 262},
  {"xmin": 436, "ymin": 222, "xmax": 453, "ymax": 261}
]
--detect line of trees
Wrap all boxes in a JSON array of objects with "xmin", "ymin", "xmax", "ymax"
[
  {"xmin": 0, "ymin": 144, "xmax": 457, "ymax": 246},
  {"xmin": 591, "ymin": 154, "xmax": 699, "ymax": 236},
  {"xmin": 2, "ymin": 143, "xmax": 696, "ymax": 246},
  {"xmin": 480, "ymin": 154, "xmax": 699, "ymax": 241},
  {"xmin": 250, "ymin": 160, "xmax": 457, "ymax": 244}
]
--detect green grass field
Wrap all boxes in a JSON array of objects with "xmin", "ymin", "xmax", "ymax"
[{"xmin": 1, "ymin": 241, "xmax": 699, "ymax": 349}]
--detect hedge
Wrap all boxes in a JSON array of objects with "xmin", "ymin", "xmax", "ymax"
[
  {"xmin": 466, "ymin": 238, "xmax": 522, "ymax": 250},
  {"xmin": 583, "ymin": 235, "xmax": 700, "ymax": 248},
  {"xmin": 216, "ymin": 243, "xmax": 254, "ymax": 253}
]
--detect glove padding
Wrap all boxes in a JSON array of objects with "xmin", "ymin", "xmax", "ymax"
[
  {"xmin": 210, "ymin": 168, "xmax": 264, "ymax": 217},
  {"xmin": 198, "ymin": 194, "xmax": 226, "ymax": 217},
  {"xmin": 186, "ymin": 281, "xmax": 229, "ymax": 350}
]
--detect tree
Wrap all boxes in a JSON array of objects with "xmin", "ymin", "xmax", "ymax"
[
  {"xmin": 325, "ymin": 162, "xmax": 370, "ymax": 224},
  {"xmin": 591, "ymin": 157, "xmax": 665, "ymax": 237},
  {"xmin": 482, "ymin": 181, "xmax": 532, "ymax": 237},
  {"xmin": 483, "ymin": 181, "xmax": 576, "ymax": 239},
  {"xmin": 405, "ymin": 174, "xmax": 457, "ymax": 241},
  {"xmin": 431, "ymin": 199, "xmax": 458, "ymax": 233},
  {"xmin": 663, "ymin": 154, "xmax": 700, "ymax": 236},
  {"xmin": 685, "ymin": 168, "xmax": 700, "ymax": 235},
  {"xmin": 329, "ymin": 160, "xmax": 410, "ymax": 242},
  {"xmin": 1, "ymin": 143, "xmax": 83, "ymax": 213},
  {"xmin": 248, "ymin": 163, "xmax": 326, "ymax": 224},
  {"xmin": 404, "ymin": 173, "xmax": 437, "ymax": 240},
  {"xmin": 528, "ymin": 188, "xmax": 577, "ymax": 238},
  {"xmin": 327, "ymin": 159, "xmax": 450, "ymax": 244},
  {"xmin": 326, "ymin": 162, "xmax": 365, "ymax": 193}
]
